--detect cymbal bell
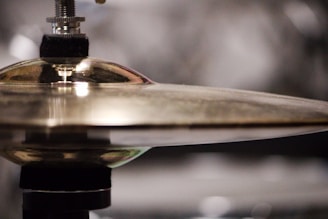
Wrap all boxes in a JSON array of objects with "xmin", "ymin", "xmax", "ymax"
[{"xmin": 0, "ymin": 58, "xmax": 327, "ymax": 166}]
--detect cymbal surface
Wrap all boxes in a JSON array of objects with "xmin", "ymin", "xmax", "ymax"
[
  {"xmin": 0, "ymin": 58, "xmax": 327, "ymax": 132},
  {"xmin": 0, "ymin": 83, "xmax": 327, "ymax": 128},
  {"xmin": 0, "ymin": 58, "xmax": 327, "ymax": 166}
]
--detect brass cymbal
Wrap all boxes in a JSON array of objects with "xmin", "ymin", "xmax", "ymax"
[
  {"xmin": 0, "ymin": 58, "xmax": 327, "ymax": 166},
  {"xmin": 1, "ymin": 58, "xmax": 327, "ymax": 127}
]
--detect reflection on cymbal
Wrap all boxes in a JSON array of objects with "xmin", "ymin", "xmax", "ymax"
[{"xmin": 0, "ymin": 83, "xmax": 327, "ymax": 128}]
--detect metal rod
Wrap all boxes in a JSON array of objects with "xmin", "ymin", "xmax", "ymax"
[
  {"xmin": 47, "ymin": 0, "xmax": 85, "ymax": 35},
  {"xmin": 55, "ymin": 0, "xmax": 76, "ymax": 17}
]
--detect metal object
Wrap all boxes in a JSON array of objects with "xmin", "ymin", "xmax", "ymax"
[
  {"xmin": 0, "ymin": 58, "xmax": 327, "ymax": 166},
  {"xmin": 95, "ymin": 0, "xmax": 106, "ymax": 4},
  {"xmin": 46, "ymin": 0, "xmax": 85, "ymax": 36},
  {"xmin": 45, "ymin": 0, "xmax": 107, "ymax": 36}
]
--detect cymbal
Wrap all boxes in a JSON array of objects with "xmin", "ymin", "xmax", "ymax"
[{"xmin": 0, "ymin": 58, "xmax": 327, "ymax": 166}]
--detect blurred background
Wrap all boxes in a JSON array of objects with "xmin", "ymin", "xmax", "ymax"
[{"xmin": 0, "ymin": 0, "xmax": 327, "ymax": 218}]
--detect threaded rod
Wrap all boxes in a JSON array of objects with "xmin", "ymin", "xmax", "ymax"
[{"xmin": 55, "ymin": 0, "xmax": 76, "ymax": 17}]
